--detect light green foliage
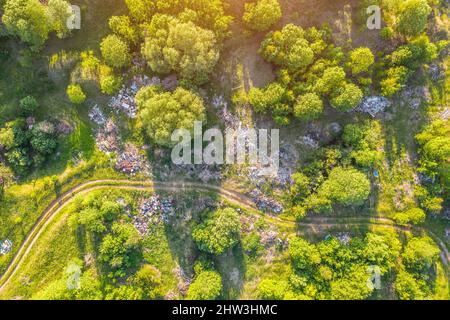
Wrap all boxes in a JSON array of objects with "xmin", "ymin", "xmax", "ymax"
[
  {"xmin": 136, "ymin": 86, "xmax": 206, "ymax": 146},
  {"xmin": 330, "ymin": 82, "xmax": 363, "ymax": 112},
  {"xmin": 349, "ymin": 47, "xmax": 374, "ymax": 75},
  {"xmin": 380, "ymin": 66, "xmax": 409, "ymax": 96},
  {"xmin": 402, "ymin": 236, "xmax": 440, "ymax": 273},
  {"xmin": 3, "ymin": 0, "xmax": 51, "ymax": 48},
  {"xmin": 294, "ymin": 93, "xmax": 324, "ymax": 121},
  {"xmin": 394, "ymin": 269, "xmax": 429, "ymax": 300},
  {"xmin": 100, "ymin": 34, "xmax": 131, "ymax": 68},
  {"xmin": 363, "ymin": 232, "xmax": 401, "ymax": 274},
  {"xmin": 396, "ymin": 0, "xmax": 431, "ymax": 37},
  {"xmin": 0, "ymin": 126, "xmax": 15, "ymax": 150},
  {"xmin": 186, "ymin": 271, "xmax": 222, "ymax": 300},
  {"xmin": 290, "ymin": 172, "xmax": 311, "ymax": 199},
  {"xmin": 248, "ymin": 82, "xmax": 286, "ymax": 113},
  {"xmin": 393, "ymin": 207, "xmax": 426, "ymax": 225},
  {"xmin": 330, "ymin": 265, "xmax": 374, "ymax": 300},
  {"xmin": 192, "ymin": 208, "xmax": 240, "ymax": 255},
  {"xmin": 343, "ymin": 121, "xmax": 383, "ymax": 167},
  {"xmin": 47, "ymin": 0, "xmax": 73, "ymax": 39},
  {"xmin": 416, "ymin": 119, "xmax": 450, "ymax": 193},
  {"xmin": 260, "ymin": 24, "xmax": 315, "ymax": 71},
  {"xmin": 124, "ymin": 0, "xmax": 232, "ymax": 39},
  {"xmin": 257, "ymin": 279, "xmax": 288, "ymax": 300},
  {"xmin": 314, "ymin": 66, "xmax": 346, "ymax": 95},
  {"xmin": 318, "ymin": 167, "xmax": 371, "ymax": 206},
  {"xmin": 109, "ymin": 15, "xmax": 139, "ymax": 45},
  {"xmin": 243, "ymin": 0, "xmax": 282, "ymax": 32},
  {"xmin": 285, "ymin": 232, "xmax": 404, "ymax": 300},
  {"xmin": 100, "ymin": 73, "xmax": 123, "ymax": 95},
  {"xmin": 66, "ymin": 84, "xmax": 86, "ymax": 104},
  {"xmin": 3, "ymin": 0, "xmax": 72, "ymax": 49},
  {"xmin": 130, "ymin": 264, "xmax": 162, "ymax": 299},
  {"xmin": 382, "ymin": 35, "xmax": 438, "ymax": 97},
  {"xmin": 242, "ymin": 231, "xmax": 263, "ymax": 256},
  {"xmin": 75, "ymin": 196, "xmax": 122, "ymax": 233},
  {"xmin": 141, "ymin": 14, "xmax": 220, "ymax": 85},
  {"xmin": 289, "ymin": 237, "xmax": 321, "ymax": 270},
  {"xmin": 105, "ymin": 285, "xmax": 144, "ymax": 300}
]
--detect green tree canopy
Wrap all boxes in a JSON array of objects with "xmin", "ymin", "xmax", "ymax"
[
  {"xmin": 318, "ymin": 167, "xmax": 371, "ymax": 206},
  {"xmin": 3, "ymin": 0, "xmax": 72, "ymax": 49},
  {"xmin": 136, "ymin": 86, "xmax": 205, "ymax": 146},
  {"xmin": 141, "ymin": 14, "xmax": 220, "ymax": 84},
  {"xmin": 186, "ymin": 271, "xmax": 222, "ymax": 300},
  {"xmin": 243, "ymin": 0, "xmax": 282, "ymax": 32},
  {"xmin": 192, "ymin": 208, "xmax": 240, "ymax": 255},
  {"xmin": 100, "ymin": 34, "xmax": 131, "ymax": 68},
  {"xmin": 396, "ymin": 0, "xmax": 431, "ymax": 37},
  {"xmin": 348, "ymin": 47, "xmax": 374, "ymax": 75},
  {"xmin": 260, "ymin": 24, "xmax": 315, "ymax": 71},
  {"xmin": 66, "ymin": 84, "xmax": 86, "ymax": 104},
  {"xmin": 294, "ymin": 92, "xmax": 324, "ymax": 121},
  {"xmin": 289, "ymin": 237, "xmax": 321, "ymax": 271},
  {"xmin": 402, "ymin": 236, "xmax": 440, "ymax": 273}
]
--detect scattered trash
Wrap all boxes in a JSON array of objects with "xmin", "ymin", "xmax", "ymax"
[
  {"xmin": 400, "ymin": 87, "xmax": 430, "ymax": 110},
  {"xmin": 336, "ymin": 232, "xmax": 351, "ymax": 245},
  {"xmin": 130, "ymin": 195, "xmax": 175, "ymax": 235},
  {"xmin": 439, "ymin": 108, "xmax": 450, "ymax": 120},
  {"xmin": 249, "ymin": 189, "xmax": 283, "ymax": 214},
  {"xmin": 115, "ymin": 144, "xmax": 151, "ymax": 176},
  {"xmin": 0, "ymin": 239, "xmax": 12, "ymax": 255},
  {"xmin": 428, "ymin": 64, "xmax": 445, "ymax": 81},
  {"xmin": 95, "ymin": 118, "xmax": 121, "ymax": 154},
  {"xmin": 55, "ymin": 120, "xmax": 74, "ymax": 135},
  {"xmin": 89, "ymin": 105, "xmax": 107, "ymax": 125},
  {"xmin": 356, "ymin": 96, "xmax": 392, "ymax": 117},
  {"xmin": 296, "ymin": 135, "xmax": 319, "ymax": 149}
]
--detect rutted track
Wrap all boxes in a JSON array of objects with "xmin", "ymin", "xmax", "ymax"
[{"xmin": 0, "ymin": 179, "xmax": 448, "ymax": 292}]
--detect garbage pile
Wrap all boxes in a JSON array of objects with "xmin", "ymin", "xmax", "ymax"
[
  {"xmin": 336, "ymin": 232, "xmax": 351, "ymax": 245},
  {"xmin": 89, "ymin": 105, "xmax": 107, "ymax": 125},
  {"xmin": 249, "ymin": 189, "xmax": 283, "ymax": 214},
  {"xmin": 108, "ymin": 75, "xmax": 154, "ymax": 118},
  {"xmin": 0, "ymin": 239, "xmax": 12, "ymax": 255},
  {"xmin": 55, "ymin": 120, "xmax": 74, "ymax": 135},
  {"xmin": 356, "ymin": 96, "xmax": 392, "ymax": 117},
  {"xmin": 96, "ymin": 119, "xmax": 121, "ymax": 154},
  {"xmin": 296, "ymin": 135, "xmax": 319, "ymax": 149},
  {"xmin": 131, "ymin": 195, "xmax": 175, "ymax": 235},
  {"xmin": 213, "ymin": 95, "xmax": 241, "ymax": 130},
  {"xmin": 172, "ymin": 164, "xmax": 222, "ymax": 183},
  {"xmin": 109, "ymin": 74, "xmax": 178, "ymax": 118},
  {"xmin": 439, "ymin": 108, "xmax": 450, "ymax": 120},
  {"xmin": 115, "ymin": 144, "xmax": 151, "ymax": 176},
  {"xmin": 400, "ymin": 87, "xmax": 430, "ymax": 110}
]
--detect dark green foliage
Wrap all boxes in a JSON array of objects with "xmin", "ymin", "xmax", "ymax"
[
  {"xmin": 0, "ymin": 119, "xmax": 57, "ymax": 175},
  {"xmin": 19, "ymin": 95, "xmax": 39, "ymax": 115},
  {"xmin": 99, "ymin": 222, "xmax": 141, "ymax": 278}
]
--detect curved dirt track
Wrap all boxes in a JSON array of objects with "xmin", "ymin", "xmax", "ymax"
[{"xmin": 0, "ymin": 179, "xmax": 448, "ymax": 292}]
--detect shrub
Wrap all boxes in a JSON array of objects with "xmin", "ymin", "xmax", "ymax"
[
  {"xmin": 66, "ymin": 84, "xmax": 86, "ymax": 104},
  {"xmin": 186, "ymin": 271, "xmax": 222, "ymax": 300},
  {"xmin": 243, "ymin": 0, "xmax": 282, "ymax": 32}
]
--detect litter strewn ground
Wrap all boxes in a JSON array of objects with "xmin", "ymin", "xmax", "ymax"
[
  {"xmin": 130, "ymin": 195, "xmax": 175, "ymax": 235},
  {"xmin": 0, "ymin": 239, "xmax": 12, "ymax": 255},
  {"xmin": 356, "ymin": 96, "xmax": 392, "ymax": 117}
]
